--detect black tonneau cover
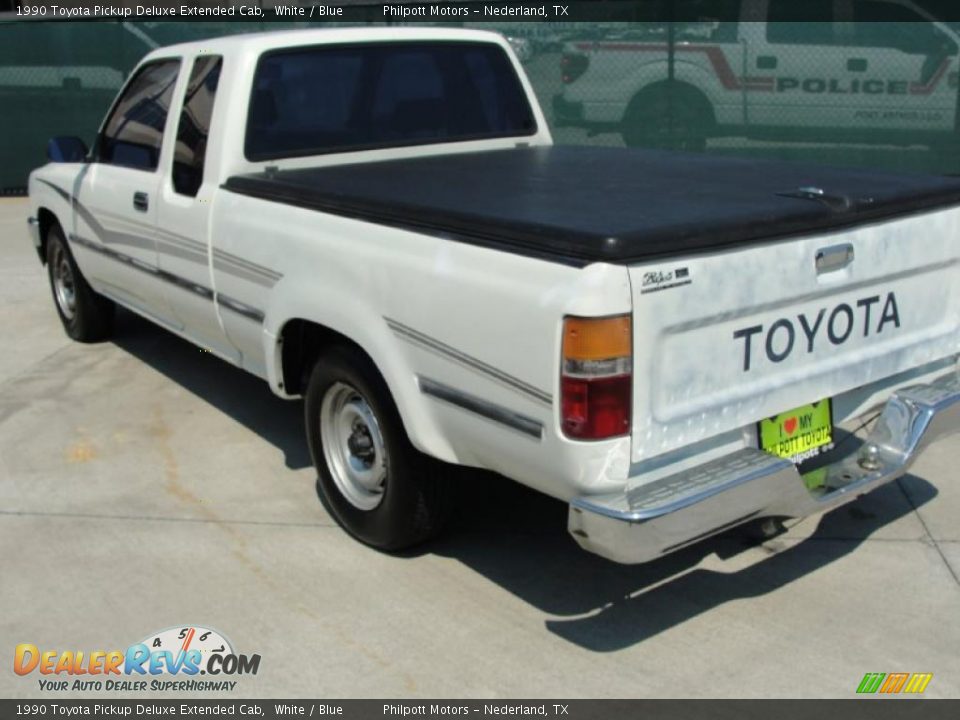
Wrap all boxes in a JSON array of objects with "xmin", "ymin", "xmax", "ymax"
[{"xmin": 224, "ymin": 146, "xmax": 960, "ymax": 266}]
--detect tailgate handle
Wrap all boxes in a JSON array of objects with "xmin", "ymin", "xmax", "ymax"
[{"xmin": 816, "ymin": 244, "xmax": 854, "ymax": 274}]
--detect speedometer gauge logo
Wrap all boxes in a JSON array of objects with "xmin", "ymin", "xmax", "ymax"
[{"xmin": 142, "ymin": 626, "xmax": 234, "ymax": 664}]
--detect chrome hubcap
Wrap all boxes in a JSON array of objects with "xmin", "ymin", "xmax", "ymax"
[
  {"xmin": 320, "ymin": 382, "xmax": 388, "ymax": 511},
  {"xmin": 52, "ymin": 243, "xmax": 76, "ymax": 321}
]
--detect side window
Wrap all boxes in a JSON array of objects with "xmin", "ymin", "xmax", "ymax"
[
  {"xmin": 852, "ymin": 0, "xmax": 925, "ymax": 24},
  {"xmin": 172, "ymin": 56, "xmax": 223, "ymax": 197},
  {"xmin": 246, "ymin": 50, "xmax": 363, "ymax": 159},
  {"xmin": 245, "ymin": 43, "xmax": 534, "ymax": 161},
  {"xmin": 459, "ymin": 48, "xmax": 537, "ymax": 135},
  {"xmin": 767, "ymin": 0, "xmax": 836, "ymax": 45},
  {"xmin": 372, "ymin": 51, "xmax": 446, "ymax": 139},
  {"xmin": 850, "ymin": 2, "xmax": 952, "ymax": 55},
  {"xmin": 99, "ymin": 60, "xmax": 180, "ymax": 171}
]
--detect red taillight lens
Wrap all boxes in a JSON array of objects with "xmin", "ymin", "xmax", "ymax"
[
  {"xmin": 560, "ymin": 315, "xmax": 632, "ymax": 441},
  {"xmin": 561, "ymin": 374, "xmax": 631, "ymax": 440},
  {"xmin": 561, "ymin": 53, "xmax": 589, "ymax": 84}
]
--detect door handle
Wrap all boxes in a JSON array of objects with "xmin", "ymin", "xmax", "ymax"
[
  {"xmin": 133, "ymin": 192, "xmax": 149, "ymax": 213},
  {"xmin": 848, "ymin": 58, "xmax": 868, "ymax": 72},
  {"xmin": 757, "ymin": 55, "xmax": 778, "ymax": 70},
  {"xmin": 816, "ymin": 244, "xmax": 854, "ymax": 274}
]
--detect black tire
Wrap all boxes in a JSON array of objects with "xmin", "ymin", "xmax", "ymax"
[
  {"xmin": 622, "ymin": 85, "xmax": 712, "ymax": 152},
  {"xmin": 305, "ymin": 345, "xmax": 452, "ymax": 551},
  {"xmin": 45, "ymin": 224, "xmax": 115, "ymax": 342}
]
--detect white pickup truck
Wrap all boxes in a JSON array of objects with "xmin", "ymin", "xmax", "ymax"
[
  {"xmin": 554, "ymin": 0, "xmax": 960, "ymax": 150},
  {"xmin": 28, "ymin": 27, "xmax": 960, "ymax": 564}
]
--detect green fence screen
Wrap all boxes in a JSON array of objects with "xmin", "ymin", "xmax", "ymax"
[{"xmin": 3, "ymin": 11, "xmax": 960, "ymax": 193}]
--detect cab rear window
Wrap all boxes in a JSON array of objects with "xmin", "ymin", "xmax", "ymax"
[{"xmin": 245, "ymin": 42, "xmax": 537, "ymax": 161}]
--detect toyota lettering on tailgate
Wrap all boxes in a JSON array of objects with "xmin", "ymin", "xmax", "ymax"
[{"xmin": 733, "ymin": 292, "xmax": 901, "ymax": 372}]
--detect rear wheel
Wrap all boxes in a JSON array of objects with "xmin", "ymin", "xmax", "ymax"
[
  {"xmin": 622, "ymin": 86, "xmax": 712, "ymax": 152},
  {"xmin": 305, "ymin": 345, "xmax": 452, "ymax": 551},
  {"xmin": 46, "ymin": 224, "xmax": 114, "ymax": 342}
]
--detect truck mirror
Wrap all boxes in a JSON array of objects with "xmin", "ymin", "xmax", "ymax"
[{"xmin": 47, "ymin": 136, "xmax": 88, "ymax": 163}]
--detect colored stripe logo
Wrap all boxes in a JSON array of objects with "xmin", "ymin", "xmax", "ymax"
[{"xmin": 857, "ymin": 672, "xmax": 933, "ymax": 694}]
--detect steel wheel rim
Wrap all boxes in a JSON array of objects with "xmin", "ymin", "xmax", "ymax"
[
  {"xmin": 52, "ymin": 242, "xmax": 77, "ymax": 321},
  {"xmin": 320, "ymin": 382, "xmax": 388, "ymax": 511}
]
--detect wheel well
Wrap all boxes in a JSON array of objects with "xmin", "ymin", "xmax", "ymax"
[
  {"xmin": 279, "ymin": 319, "xmax": 372, "ymax": 396},
  {"xmin": 36, "ymin": 208, "xmax": 59, "ymax": 264},
  {"xmin": 624, "ymin": 81, "xmax": 716, "ymax": 130}
]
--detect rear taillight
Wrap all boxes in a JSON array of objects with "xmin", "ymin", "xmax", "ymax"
[
  {"xmin": 560, "ymin": 315, "xmax": 632, "ymax": 440},
  {"xmin": 561, "ymin": 52, "xmax": 589, "ymax": 84}
]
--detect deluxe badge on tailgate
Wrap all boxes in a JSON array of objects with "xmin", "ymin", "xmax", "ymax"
[{"xmin": 759, "ymin": 400, "xmax": 834, "ymax": 464}]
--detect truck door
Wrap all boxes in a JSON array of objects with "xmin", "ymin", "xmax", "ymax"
[
  {"xmin": 840, "ymin": 0, "xmax": 958, "ymax": 137},
  {"xmin": 747, "ymin": 0, "xmax": 851, "ymax": 132},
  {"xmin": 155, "ymin": 54, "xmax": 241, "ymax": 363},
  {"xmin": 73, "ymin": 59, "xmax": 180, "ymax": 324}
]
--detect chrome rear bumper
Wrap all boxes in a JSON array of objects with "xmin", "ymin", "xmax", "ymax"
[{"xmin": 569, "ymin": 372, "xmax": 960, "ymax": 564}]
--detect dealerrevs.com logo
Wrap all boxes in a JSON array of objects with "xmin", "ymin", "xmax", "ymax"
[{"xmin": 14, "ymin": 626, "xmax": 261, "ymax": 692}]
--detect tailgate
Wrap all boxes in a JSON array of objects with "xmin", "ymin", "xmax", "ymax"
[{"xmin": 629, "ymin": 205, "xmax": 960, "ymax": 464}]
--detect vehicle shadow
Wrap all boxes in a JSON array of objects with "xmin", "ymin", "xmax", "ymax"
[
  {"xmin": 110, "ymin": 310, "xmax": 938, "ymax": 652},
  {"xmin": 423, "ymin": 469, "xmax": 937, "ymax": 652},
  {"xmin": 109, "ymin": 308, "xmax": 312, "ymax": 470}
]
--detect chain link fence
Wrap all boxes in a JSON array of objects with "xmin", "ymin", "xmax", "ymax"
[{"xmin": 3, "ymin": 10, "xmax": 960, "ymax": 193}]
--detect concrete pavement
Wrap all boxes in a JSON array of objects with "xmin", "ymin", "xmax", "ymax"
[{"xmin": 0, "ymin": 197, "xmax": 957, "ymax": 699}]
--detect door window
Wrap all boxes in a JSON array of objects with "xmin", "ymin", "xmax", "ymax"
[
  {"xmin": 767, "ymin": 0, "xmax": 837, "ymax": 45},
  {"xmin": 98, "ymin": 59, "xmax": 180, "ymax": 171},
  {"xmin": 172, "ymin": 56, "xmax": 223, "ymax": 197}
]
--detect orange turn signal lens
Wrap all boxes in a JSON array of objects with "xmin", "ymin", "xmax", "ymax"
[
  {"xmin": 560, "ymin": 314, "xmax": 632, "ymax": 440},
  {"xmin": 562, "ymin": 315, "xmax": 631, "ymax": 362}
]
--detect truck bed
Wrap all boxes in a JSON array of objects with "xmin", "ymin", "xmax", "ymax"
[{"xmin": 224, "ymin": 146, "xmax": 960, "ymax": 267}]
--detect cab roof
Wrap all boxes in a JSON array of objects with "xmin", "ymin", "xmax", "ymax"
[{"xmin": 144, "ymin": 26, "xmax": 509, "ymax": 61}]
